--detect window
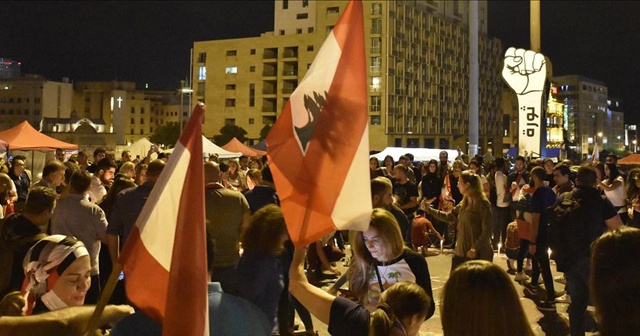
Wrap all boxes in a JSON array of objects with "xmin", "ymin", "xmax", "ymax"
[
  {"xmin": 279, "ymin": 29, "xmax": 285, "ymax": 35},
  {"xmin": 225, "ymin": 66, "xmax": 237, "ymax": 74},
  {"xmin": 308, "ymin": 27, "xmax": 314, "ymax": 33},
  {"xmin": 131, "ymin": 129, "xmax": 134, "ymax": 134},
  {"xmin": 370, "ymin": 77, "xmax": 381, "ymax": 93},
  {"xmin": 140, "ymin": 129, "xmax": 144, "ymax": 135},
  {"xmin": 282, "ymin": 0, "xmax": 288, "ymax": 9},
  {"xmin": 249, "ymin": 118, "xmax": 255, "ymax": 125},
  {"xmin": 225, "ymin": 118, "xmax": 236, "ymax": 126},
  {"xmin": 371, "ymin": 18, "xmax": 382, "ymax": 34},
  {"xmin": 250, "ymin": 49, "xmax": 256, "ymax": 55},
  {"xmin": 141, "ymin": 108, "xmax": 145, "ymax": 114},
  {"xmin": 249, "ymin": 84, "xmax": 255, "ymax": 107},
  {"xmin": 150, "ymin": 127, "xmax": 153, "ymax": 133},
  {"xmin": 371, "ymin": 3, "xmax": 382, "ymax": 15},
  {"xmin": 297, "ymin": 13, "xmax": 308, "ymax": 19},
  {"xmin": 226, "ymin": 50, "xmax": 237, "ymax": 56},
  {"xmin": 250, "ymin": 66, "xmax": 255, "ymax": 72},
  {"xmin": 197, "ymin": 52, "xmax": 206, "ymax": 63},
  {"xmin": 131, "ymin": 107, "xmax": 135, "ymax": 114},
  {"xmin": 371, "ymin": 116, "xmax": 381, "ymax": 125},
  {"xmin": 199, "ymin": 66, "xmax": 207, "ymax": 80},
  {"xmin": 302, "ymin": 0, "xmax": 309, "ymax": 7},
  {"xmin": 140, "ymin": 118, "xmax": 145, "ymax": 124},
  {"xmin": 131, "ymin": 118, "xmax": 135, "ymax": 124},
  {"xmin": 370, "ymin": 57, "xmax": 381, "ymax": 72},
  {"xmin": 296, "ymin": 28, "xmax": 302, "ymax": 34},
  {"xmin": 225, "ymin": 99, "xmax": 236, "ymax": 107},
  {"xmin": 307, "ymin": 45, "xmax": 314, "ymax": 51},
  {"xmin": 327, "ymin": 25, "xmax": 334, "ymax": 33},
  {"xmin": 327, "ymin": 6, "xmax": 339, "ymax": 14},
  {"xmin": 371, "ymin": 37, "xmax": 381, "ymax": 53},
  {"xmin": 370, "ymin": 96, "xmax": 381, "ymax": 112},
  {"xmin": 225, "ymin": 84, "xmax": 236, "ymax": 90}
]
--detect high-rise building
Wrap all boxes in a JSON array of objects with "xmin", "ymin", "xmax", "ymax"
[
  {"xmin": 0, "ymin": 58, "xmax": 21, "ymax": 79},
  {"xmin": 553, "ymin": 75, "xmax": 612, "ymax": 157},
  {"xmin": 192, "ymin": 0, "xmax": 504, "ymax": 152}
]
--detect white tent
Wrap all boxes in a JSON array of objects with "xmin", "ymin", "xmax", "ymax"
[
  {"xmin": 126, "ymin": 137, "xmax": 154, "ymax": 160},
  {"xmin": 161, "ymin": 135, "xmax": 242, "ymax": 159},
  {"xmin": 370, "ymin": 147, "xmax": 459, "ymax": 163}
]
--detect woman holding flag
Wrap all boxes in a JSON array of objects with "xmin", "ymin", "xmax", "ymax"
[
  {"xmin": 424, "ymin": 170, "xmax": 494, "ymax": 272},
  {"xmin": 288, "ymin": 243, "xmax": 432, "ymax": 336}
]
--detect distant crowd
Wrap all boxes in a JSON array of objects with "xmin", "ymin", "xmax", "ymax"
[{"xmin": 0, "ymin": 146, "xmax": 638, "ymax": 336}]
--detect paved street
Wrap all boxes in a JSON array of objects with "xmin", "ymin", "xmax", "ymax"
[{"xmin": 300, "ymin": 246, "xmax": 600, "ymax": 336}]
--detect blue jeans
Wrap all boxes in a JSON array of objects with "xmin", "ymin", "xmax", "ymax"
[{"xmin": 565, "ymin": 257, "xmax": 591, "ymax": 336}]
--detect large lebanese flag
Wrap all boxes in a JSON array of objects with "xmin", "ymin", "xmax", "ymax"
[
  {"xmin": 119, "ymin": 103, "xmax": 209, "ymax": 336},
  {"xmin": 267, "ymin": 0, "xmax": 371, "ymax": 247}
]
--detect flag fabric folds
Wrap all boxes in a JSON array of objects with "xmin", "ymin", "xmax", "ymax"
[
  {"xmin": 119, "ymin": 103, "xmax": 209, "ymax": 336},
  {"xmin": 266, "ymin": 0, "xmax": 372, "ymax": 247}
]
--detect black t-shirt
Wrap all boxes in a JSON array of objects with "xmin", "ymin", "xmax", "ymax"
[
  {"xmin": 1, "ymin": 215, "xmax": 44, "ymax": 297},
  {"xmin": 393, "ymin": 181, "xmax": 419, "ymax": 216},
  {"xmin": 243, "ymin": 186, "xmax": 279, "ymax": 214},
  {"xmin": 328, "ymin": 297, "xmax": 369, "ymax": 336},
  {"xmin": 530, "ymin": 186, "xmax": 557, "ymax": 245}
]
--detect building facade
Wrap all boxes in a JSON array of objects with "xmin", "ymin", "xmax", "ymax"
[
  {"xmin": 0, "ymin": 58, "xmax": 21, "ymax": 79},
  {"xmin": 553, "ymin": 75, "xmax": 612, "ymax": 157},
  {"xmin": 193, "ymin": 0, "xmax": 504, "ymax": 152}
]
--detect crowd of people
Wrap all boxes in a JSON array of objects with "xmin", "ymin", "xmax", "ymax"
[{"xmin": 0, "ymin": 145, "xmax": 637, "ymax": 336}]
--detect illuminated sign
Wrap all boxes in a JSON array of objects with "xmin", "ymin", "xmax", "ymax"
[{"xmin": 502, "ymin": 47, "xmax": 547, "ymax": 156}]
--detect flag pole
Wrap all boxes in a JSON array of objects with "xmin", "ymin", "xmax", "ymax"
[{"xmin": 84, "ymin": 262, "xmax": 123, "ymax": 336}]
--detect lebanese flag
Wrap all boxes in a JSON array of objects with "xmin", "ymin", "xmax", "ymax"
[
  {"xmin": 119, "ymin": 103, "xmax": 209, "ymax": 336},
  {"xmin": 266, "ymin": 0, "xmax": 372, "ymax": 247}
]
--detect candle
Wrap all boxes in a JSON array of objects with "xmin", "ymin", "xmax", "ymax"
[
  {"xmin": 440, "ymin": 239, "xmax": 444, "ymax": 252},
  {"xmin": 497, "ymin": 242, "xmax": 502, "ymax": 254},
  {"xmin": 547, "ymin": 247, "xmax": 552, "ymax": 260}
]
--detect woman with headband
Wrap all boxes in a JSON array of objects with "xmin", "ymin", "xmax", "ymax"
[{"xmin": 21, "ymin": 235, "xmax": 91, "ymax": 315}]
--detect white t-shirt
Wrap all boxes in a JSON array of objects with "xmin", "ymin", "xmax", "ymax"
[{"xmin": 604, "ymin": 175, "xmax": 625, "ymax": 210}]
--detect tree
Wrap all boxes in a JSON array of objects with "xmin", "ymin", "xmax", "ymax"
[
  {"xmin": 150, "ymin": 122, "xmax": 181, "ymax": 147},
  {"xmin": 259, "ymin": 124, "xmax": 273, "ymax": 141},
  {"xmin": 213, "ymin": 125, "xmax": 247, "ymax": 146}
]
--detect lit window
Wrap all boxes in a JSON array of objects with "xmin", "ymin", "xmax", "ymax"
[
  {"xmin": 199, "ymin": 66, "xmax": 207, "ymax": 80},
  {"xmin": 225, "ymin": 66, "xmax": 237, "ymax": 74}
]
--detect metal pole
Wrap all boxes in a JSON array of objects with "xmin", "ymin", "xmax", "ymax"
[
  {"xmin": 468, "ymin": 0, "xmax": 479, "ymax": 157},
  {"xmin": 530, "ymin": 0, "xmax": 541, "ymax": 52}
]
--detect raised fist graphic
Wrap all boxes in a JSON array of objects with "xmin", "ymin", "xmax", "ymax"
[{"xmin": 502, "ymin": 47, "xmax": 547, "ymax": 95}]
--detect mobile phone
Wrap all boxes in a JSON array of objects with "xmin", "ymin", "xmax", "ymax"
[{"xmin": 118, "ymin": 271, "xmax": 125, "ymax": 281}]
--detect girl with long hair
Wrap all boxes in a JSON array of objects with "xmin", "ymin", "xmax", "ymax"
[
  {"xmin": 289, "ymin": 244, "xmax": 432, "ymax": 336},
  {"xmin": 441, "ymin": 260, "xmax": 534, "ymax": 336},
  {"xmin": 425, "ymin": 170, "xmax": 493, "ymax": 272},
  {"xmin": 599, "ymin": 162, "xmax": 627, "ymax": 223},
  {"xmin": 625, "ymin": 168, "xmax": 640, "ymax": 228},
  {"xmin": 347, "ymin": 208, "xmax": 435, "ymax": 317}
]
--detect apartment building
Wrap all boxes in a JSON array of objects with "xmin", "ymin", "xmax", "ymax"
[{"xmin": 193, "ymin": 0, "xmax": 504, "ymax": 152}]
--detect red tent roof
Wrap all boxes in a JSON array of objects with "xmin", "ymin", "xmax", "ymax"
[
  {"xmin": 221, "ymin": 137, "xmax": 266, "ymax": 157},
  {"xmin": 618, "ymin": 154, "xmax": 640, "ymax": 165},
  {"xmin": 0, "ymin": 120, "xmax": 78, "ymax": 151}
]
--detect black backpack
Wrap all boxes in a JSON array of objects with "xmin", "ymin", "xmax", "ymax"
[{"xmin": 548, "ymin": 190, "xmax": 605, "ymax": 272}]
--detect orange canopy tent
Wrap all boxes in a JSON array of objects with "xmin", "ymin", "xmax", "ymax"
[
  {"xmin": 221, "ymin": 137, "xmax": 266, "ymax": 157},
  {"xmin": 0, "ymin": 120, "xmax": 78, "ymax": 151},
  {"xmin": 617, "ymin": 154, "xmax": 640, "ymax": 165}
]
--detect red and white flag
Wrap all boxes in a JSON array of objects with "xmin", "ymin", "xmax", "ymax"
[
  {"xmin": 267, "ymin": 0, "xmax": 371, "ymax": 247},
  {"xmin": 119, "ymin": 104, "xmax": 209, "ymax": 336}
]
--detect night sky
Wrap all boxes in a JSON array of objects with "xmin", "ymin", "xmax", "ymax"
[{"xmin": 2, "ymin": 1, "xmax": 639, "ymax": 122}]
